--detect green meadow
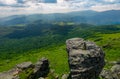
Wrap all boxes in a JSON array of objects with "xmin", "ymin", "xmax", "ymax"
[{"xmin": 0, "ymin": 23, "xmax": 120, "ymax": 77}]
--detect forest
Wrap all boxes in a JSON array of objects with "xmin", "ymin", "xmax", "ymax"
[{"xmin": 0, "ymin": 22, "xmax": 120, "ymax": 76}]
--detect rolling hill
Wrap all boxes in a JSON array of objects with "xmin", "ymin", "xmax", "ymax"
[
  {"xmin": 0, "ymin": 10, "xmax": 120, "ymax": 26},
  {"xmin": 0, "ymin": 22, "xmax": 120, "ymax": 74}
]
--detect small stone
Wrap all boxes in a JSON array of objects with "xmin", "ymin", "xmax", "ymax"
[
  {"xmin": 61, "ymin": 74, "xmax": 69, "ymax": 79},
  {"xmin": 100, "ymin": 69, "xmax": 114, "ymax": 79},
  {"xmin": 55, "ymin": 75, "xmax": 59, "ymax": 79},
  {"xmin": 109, "ymin": 61, "xmax": 120, "ymax": 65},
  {"xmin": 111, "ymin": 64, "xmax": 120, "ymax": 74},
  {"xmin": 38, "ymin": 77, "xmax": 44, "ymax": 79},
  {"xmin": 100, "ymin": 69, "xmax": 120, "ymax": 79},
  {"xmin": 16, "ymin": 62, "xmax": 33, "ymax": 70},
  {"xmin": 50, "ymin": 69, "xmax": 55, "ymax": 74}
]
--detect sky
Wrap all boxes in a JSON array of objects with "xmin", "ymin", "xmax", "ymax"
[{"xmin": 0, "ymin": 0, "xmax": 120, "ymax": 17}]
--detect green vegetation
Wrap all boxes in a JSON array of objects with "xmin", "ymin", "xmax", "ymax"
[
  {"xmin": 0, "ymin": 45, "xmax": 69, "ymax": 75},
  {"xmin": 0, "ymin": 22, "xmax": 120, "ymax": 76},
  {"xmin": 19, "ymin": 68, "xmax": 34, "ymax": 79},
  {"xmin": 90, "ymin": 33, "xmax": 120, "ymax": 61},
  {"xmin": 90, "ymin": 33, "xmax": 120, "ymax": 68}
]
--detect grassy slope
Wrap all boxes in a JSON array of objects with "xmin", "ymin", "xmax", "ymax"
[
  {"xmin": 0, "ymin": 24, "xmax": 120, "ymax": 77},
  {"xmin": 90, "ymin": 33, "xmax": 120, "ymax": 69},
  {"xmin": 92, "ymin": 33, "xmax": 120, "ymax": 61},
  {"xmin": 0, "ymin": 33, "xmax": 120, "ymax": 75},
  {"xmin": 0, "ymin": 45, "xmax": 69, "ymax": 75}
]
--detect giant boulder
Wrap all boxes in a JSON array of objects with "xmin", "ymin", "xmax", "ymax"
[{"xmin": 66, "ymin": 38, "xmax": 105, "ymax": 79}]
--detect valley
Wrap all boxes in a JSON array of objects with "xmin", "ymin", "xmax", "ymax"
[
  {"xmin": 0, "ymin": 0, "xmax": 120, "ymax": 78},
  {"xmin": 0, "ymin": 22, "xmax": 120, "ymax": 76}
]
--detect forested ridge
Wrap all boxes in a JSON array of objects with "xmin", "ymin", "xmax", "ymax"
[{"xmin": 0, "ymin": 22, "xmax": 120, "ymax": 76}]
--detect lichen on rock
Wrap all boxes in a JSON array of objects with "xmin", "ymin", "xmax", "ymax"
[{"xmin": 66, "ymin": 38, "xmax": 105, "ymax": 79}]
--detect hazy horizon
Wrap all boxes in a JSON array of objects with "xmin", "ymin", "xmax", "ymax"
[{"xmin": 0, "ymin": 0, "xmax": 120, "ymax": 17}]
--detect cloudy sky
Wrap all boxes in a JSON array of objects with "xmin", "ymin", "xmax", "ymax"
[{"xmin": 0, "ymin": 0, "xmax": 120, "ymax": 17}]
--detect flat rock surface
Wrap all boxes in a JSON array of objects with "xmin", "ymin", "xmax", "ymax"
[{"xmin": 16, "ymin": 61, "xmax": 33, "ymax": 69}]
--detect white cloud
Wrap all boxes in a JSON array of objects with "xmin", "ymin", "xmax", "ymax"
[
  {"xmin": 57, "ymin": 0, "xmax": 64, "ymax": 3},
  {"xmin": 0, "ymin": 0, "xmax": 120, "ymax": 17},
  {"xmin": 104, "ymin": 0, "xmax": 117, "ymax": 3},
  {"xmin": 91, "ymin": 3, "xmax": 120, "ymax": 11},
  {"xmin": 0, "ymin": 0, "xmax": 17, "ymax": 5}
]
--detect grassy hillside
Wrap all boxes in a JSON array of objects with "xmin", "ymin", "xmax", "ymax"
[
  {"xmin": 0, "ymin": 45, "xmax": 69, "ymax": 75},
  {"xmin": 0, "ymin": 23, "xmax": 120, "ymax": 76},
  {"xmin": 93, "ymin": 33, "xmax": 120, "ymax": 61}
]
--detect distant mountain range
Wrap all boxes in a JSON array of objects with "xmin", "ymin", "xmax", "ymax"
[{"xmin": 0, "ymin": 10, "xmax": 120, "ymax": 26}]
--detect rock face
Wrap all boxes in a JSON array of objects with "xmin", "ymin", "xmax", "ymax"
[
  {"xmin": 16, "ymin": 62, "xmax": 33, "ymax": 70},
  {"xmin": 111, "ymin": 64, "xmax": 120, "ymax": 75},
  {"xmin": 100, "ymin": 69, "xmax": 119, "ymax": 79},
  {"xmin": 66, "ymin": 38, "xmax": 105, "ymax": 79},
  {"xmin": 111, "ymin": 64, "xmax": 120, "ymax": 79},
  {"xmin": 0, "ymin": 58, "xmax": 49, "ymax": 79},
  {"xmin": 33, "ymin": 57, "xmax": 49, "ymax": 79},
  {"xmin": 101, "ymin": 63, "xmax": 120, "ymax": 79}
]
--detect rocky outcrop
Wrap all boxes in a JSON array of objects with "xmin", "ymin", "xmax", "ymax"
[
  {"xmin": 33, "ymin": 57, "xmax": 49, "ymax": 79},
  {"xmin": 111, "ymin": 64, "xmax": 120, "ymax": 74},
  {"xmin": 1, "ymin": 38, "xmax": 120, "ymax": 79},
  {"xmin": 0, "ymin": 57, "xmax": 49, "ymax": 79},
  {"xmin": 100, "ymin": 63, "xmax": 120, "ymax": 79},
  {"xmin": 66, "ymin": 38, "xmax": 105, "ymax": 79},
  {"xmin": 16, "ymin": 62, "xmax": 33, "ymax": 70}
]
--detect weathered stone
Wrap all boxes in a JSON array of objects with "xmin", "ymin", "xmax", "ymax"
[
  {"xmin": 100, "ymin": 69, "xmax": 115, "ymax": 79},
  {"xmin": 33, "ymin": 57, "xmax": 49, "ymax": 79},
  {"xmin": 109, "ymin": 61, "xmax": 120, "ymax": 65},
  {"xmin": 111, "ymin": 64, "xmax": 120, "ymax": 79},
  {"xmin": 55, "ymin": 75, "xmax": 59, "ymax": 79},
  {"xmin": 100, "ymin": 69, "xmax": 119, "ymax": 79},
  {"xmin": 61, "ymin": 74, "xmax": 69, "ymax": 79},
  {"xmin": 0, "ymin": 68, "xmax": 20, "ymax": 79},
  {"xmin": 38, "ymin": 77, "xmax": 45, "ymax": 79},
  {"xmin": 50, "ymin": 69, "xmax": 55, "ymax": 74},
  {"xmin": 66, "ymin": 38, "xmax": 105, "ymax": 79},
  {"xmin": 111, "ymin": 64, "xmax": 120, "ymax": 74},
  {"xmin": 0, "ymin": 58, "xmax": 49, "ymax": 79},
  {"xmin": 16, "ymin": 62, "xmax": 33, "ymax": 70}
]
